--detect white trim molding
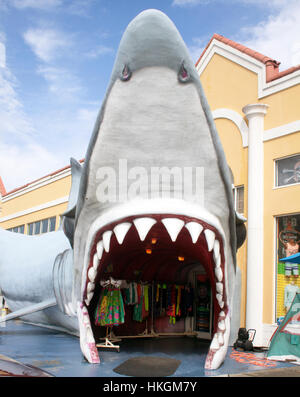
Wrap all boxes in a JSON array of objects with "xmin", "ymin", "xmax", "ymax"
[
  {"xmin": 212, "ymin": 108, "xmax": 249, "ymax": 147},
  {"xmin": 0, "ymin": 196, "xmax": 69, "ymax": 223},
  {"xmin": 212, "ymin": 107, "xmax": 300, "ymax": 146},
  {"xmin": 264, "ymin": 120, "xmax": 300, "ymax": 142},
  {"xmin": 2, "ymin": 167, "xmax": 72, "ymax": 202},
  {"xmin": 197, "ymin": 38, "xmax": 300, "ymax": 99}
]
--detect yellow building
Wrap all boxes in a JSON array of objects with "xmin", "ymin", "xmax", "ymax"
[
  {"xmin": 1, "ymin": 34, "xmax": 300, "ymax": 347},
  {"xmin": 0, "ymin": 163, "xmax": 83, "ymax": 235},
  {"xmin": 197, "ymin": 34, "xmax": 300, "ymax": 346}
]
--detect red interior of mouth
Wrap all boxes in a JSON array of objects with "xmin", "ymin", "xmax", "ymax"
[{"xmin": 85, "ymin": 214, "xmax": 227, "ymax": 338}]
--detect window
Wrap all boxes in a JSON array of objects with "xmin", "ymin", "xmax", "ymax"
[
  {"xmin": 49, "ymin": 217, "xmax": 56, "ymax": 232},
  {"xmin": 275, "ymin": 154, "xmax": 300, "ymax": 187},
  {"xmin": 7, "ymin": 225, "xmax": 25, "ymax": 234},
  {"xmin": 28, "ymin": 223, "xmax": 34, "ymax": 235},
  {"xmin": 233, "ymin": 185, "xmax": 244, "ymax": 214},
  {"xmin": 275, "ymin": 214, "xmax": 300, "ymax": 322},
  {"xmin": 27, "ymin": 216, "xmax": 56, "ymax": 235},
  {"xmin": 35, "ymin": 221, "xmax": 41, "ymax": 234},
  {"xmin": 42, "ymin": 219, "xmax": 48, "ymax": 233}
]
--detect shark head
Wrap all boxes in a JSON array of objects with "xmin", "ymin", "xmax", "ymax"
[{"xmin": 65, "ymin": 9, "xmax": 246, "ymax": 369}]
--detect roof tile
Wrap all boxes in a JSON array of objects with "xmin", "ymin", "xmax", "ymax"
[{"xmin": 196, "ymin": 33, "xmax": 299, "ymax": 82}]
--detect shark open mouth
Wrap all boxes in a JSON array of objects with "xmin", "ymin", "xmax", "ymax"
[{"xmin": 77, "ymin": 203, "xmax": 230, "ymax": 370}]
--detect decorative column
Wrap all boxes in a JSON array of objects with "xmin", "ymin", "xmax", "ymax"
[{"xmin": 242, "ymin": 103, "xmax": 268, "ymax": 347}]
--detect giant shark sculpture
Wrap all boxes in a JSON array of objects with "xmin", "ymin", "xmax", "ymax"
[{"xmin": 0, "ymin": 10, "xmax": 246, "ymax": 370}]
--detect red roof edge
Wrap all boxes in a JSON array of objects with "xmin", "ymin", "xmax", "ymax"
[
  {"xmin": 3, "ymin": 159, "xmax": 84, "ymax": 197},
  {"xmin": 195, "ymin": 33, "xmax": 300, "ymax": 82},
  {"xmin": 0, "ymin": 176, "xmax": 6, "ymax": 196}
]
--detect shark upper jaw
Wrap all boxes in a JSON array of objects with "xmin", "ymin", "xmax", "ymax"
[{"xmin": 75, "ymin": 198, "xmax": 231, "ymax": 369}]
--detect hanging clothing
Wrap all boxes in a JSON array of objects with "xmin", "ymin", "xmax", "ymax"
[
  {"xmin": 95, "ymin": 286, "xmax": 125, "ymax": 326},
  {"xmin": 133, "ymin": 284, "xmax": 149, "ymax": 322},
  {"xmin": 185, "ymin": 284, "xmax": 194, "ymax": 317},
  {"xmin": 284, "ymin": 283, "xmax": 300, "ymax": 310},
  {"xmin": 285, "ymin": 262, "xmax": 299, "ymax": 276},
  {"xmin": 167, "ymin": 285, "xmax": 177, "ymax": 324}
]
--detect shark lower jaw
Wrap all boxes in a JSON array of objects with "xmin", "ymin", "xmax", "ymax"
[{"xmin": 76, "ymin": 203, "xmax": 231, "ymax": 369}]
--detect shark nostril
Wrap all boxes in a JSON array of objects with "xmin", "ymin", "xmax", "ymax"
[{"xmin": 121, "ymin": 64, "xmax": 132, "ymax": 81}]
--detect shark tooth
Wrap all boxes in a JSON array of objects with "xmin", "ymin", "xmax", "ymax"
[
  {"xmin": 210, "ymin": 334, "xmax": 219, "ymax": 350},
  {"xmin": 102, "ymin": 231, "xmax": 112, "ymax": 253},
  {"xmin": 133, "ymin": 217, "xmax": 157, "ymax": 241},
  {"xmin": 88, "ymin": 267, "xmax": 96, "ymax": 282},
  {"xmin": 93, "ymin": 253, "xmax": 99, "ymax": 269},
  {"xmin": 214, "ymin": 254, "xmax": 221, "ymax": 268},
  {"xmin": 218, "ymin": 320, "xmax": 226, "ymax": 331},
  {"xmin": 113, "ymin": 222, "xmax": 132, "ymax": 244},
  {"xmin": 96, "ymin": 241, "xmax": 104, "ymax": 260},
  {"xmin": 204, "ymin": 229, "xmax": 215, "ymax": 252},
  {"xmin": 87, "ymin": 282, "xmax": 95, "ymax": 294},
  {"xmin": 213, "ymin": 239, "xmax": 220, "ymax": 261},
  {"xmin": 215, "ymin": 267, "xmax": 223, "ymax": 282},
  {"xmin": 216, "ymin": 293, "xmax": 224, "ymax": 309},
  {"xmin": 162, "ymin": 218, "xmax": 185, "ymax": 242},
  {"xmin": 216, "ymin": 282, "xmax": 223, "ymax": 294},
  {"xmin": 185, "ymin": 221, "xmax": 203, "ymax": 243},
  {"xmin": 86, "ymin": 292, "xmax": 94, "ymax": 306}
]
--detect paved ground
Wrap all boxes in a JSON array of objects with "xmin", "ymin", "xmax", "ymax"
[
  {"xmin": 228, "ymin": 366, "xmax": 300, "ymax": 377},
  {"xmin": 0, "ymin": 320, "xmax": 299, "ymax": 378}
]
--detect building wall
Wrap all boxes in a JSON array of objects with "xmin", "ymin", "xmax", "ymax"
[
  {"xmin": 199, "ymin": 44, "xmax": 300, "ymax": 331},
  {"xmin": 0, "ymin": 172, "xmax": 71, "ymax": 233},
  {"xmin": 214, "ymin": 118, "xmax": 248, "ymax": 325}
]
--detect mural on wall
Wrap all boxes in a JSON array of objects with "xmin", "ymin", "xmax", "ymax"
[{"xmin": 276, "ymin": 215, "xmax": 300, "ymax": 321}]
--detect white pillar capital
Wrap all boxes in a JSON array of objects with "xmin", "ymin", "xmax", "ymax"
[{"xmin": 242, "ymin": 103, "xmax": 268, "ymax": 120}]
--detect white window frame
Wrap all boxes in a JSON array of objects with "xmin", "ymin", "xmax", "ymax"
[
  {"xmin": 28, "ymin": 216, "xmax": 56, "ymax": 235},
  {"xmin": 233, "ymin": 185, "xmax": 244, "ymax": 215},
  {"xmin": 274, "ymin": 153, "xmax": 300, "ymax": 189}
]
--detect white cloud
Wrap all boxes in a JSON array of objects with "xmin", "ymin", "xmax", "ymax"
[
  {"xmin": 0, "ymin": 142, "xmax": 63, "ymax": 192},
  {"xmin": 37, "ymin": 65, "xmax": 83, "ymax": 101},
  {"xmin": 183, "ymin": 0, "xmax": 300, "ymax": 70},
  {"xmin": 172, "ymin": 0, "xmax": 291, "ymax": 7},
  {"xmin": 77, "ymin": 107, "xmax": 99, "ymax": 123},
  {"xmin": 23, "ymin": 28, "xmax": 70, "ymax": 62},
  {"xmin": 67, "ymin": 0, "xmax": 96, "ymax": 17},
  {"xmin": 0, "ymin": 42, "xmax": 5, "ymax": 68},
  {"xmin": 187, "ymin": 36, "xmax": 210, "ymax": 63},
  {"xmin": 85, "ymin": 44, "xmax": 114, "ymax": 59},
  {"xmin": 240, "ymin": 1, "xmax": 300, "ymax": 69},
  {"xmin": 0, "ymin": 41, "xmax": 33, "ymax": 139},
  {"xmin": 172, "ymin": 0, "xmax": 209, "ymax": 5},
  {"xmin": 0, "ymin": 38, "xmax": 65, "ymax": 192},
  {"xmin": 11, "ymin": 0, "xmax": 62, "ymax": 10}
]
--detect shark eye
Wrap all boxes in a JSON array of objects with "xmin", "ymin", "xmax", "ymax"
[
  {"xmin": 178, "ymin": 62, "xmax": 190, "ymax": 83},
  {"xmin": 121, "ymin": 64, "xmax": 132, "ymax": 81}
]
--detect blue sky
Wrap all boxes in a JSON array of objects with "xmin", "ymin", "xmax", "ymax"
[{"xmin": 0, "ymin": 0, "xmax": 299, "ymax": 191}]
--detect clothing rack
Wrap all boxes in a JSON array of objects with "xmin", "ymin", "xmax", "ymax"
[
  {"xmin": 96, "ymin": 280, "xmax": 196, "ymax": 343},
  {"xmin": 95, "ymin": 277, "xmax": 122, "ymax": 351},
  {"xmin": 96, "ymin": 326, "xmax": 121, "ymax": 351}
]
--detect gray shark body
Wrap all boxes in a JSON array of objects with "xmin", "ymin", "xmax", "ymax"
[{"xmin": 0, "ymin": 10, "xmax": 245, "ymax": 370}]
